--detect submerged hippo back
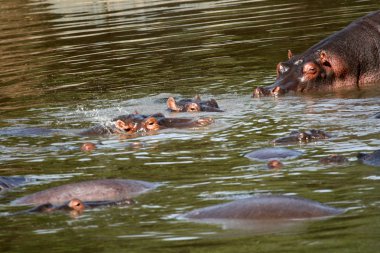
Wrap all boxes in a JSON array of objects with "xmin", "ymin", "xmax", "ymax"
[
  {"xmin": 12, "ymin": 179, "xmax": 159, "ymax": 206},
  {"xmin": 183, "ymin": 195, "xmax": 343, "ymax": 220}
]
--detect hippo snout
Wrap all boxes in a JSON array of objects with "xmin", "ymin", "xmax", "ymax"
[{"xmin": 253, "ymin": 86, "xmax": 286, "ymax": 98}]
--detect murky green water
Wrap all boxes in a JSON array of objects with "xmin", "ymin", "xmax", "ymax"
[{"xmin": 1, "ymin": 0, "xmax": 379, "ymax": 252}]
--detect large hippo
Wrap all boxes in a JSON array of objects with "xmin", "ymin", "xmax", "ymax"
[
  {"xmin": 80, "ymin": 113, "xmax": 214, "ymax": 136},
  {"xmin": 11, "ymin": 179, "xmax": 159, "ymax": 206},
  {"xmin": 254, "ymin": 10, "xmax": 380, "ymax": 96},
  {"xmin": 167, "ymin": 95, "xmax": 224, "ymax": 112},
  {"xmin": 182, "ymin": 195, "xmax": 343, "ymax": 220},
  {"xmin": 357, "ymin": 150, "xmax": 380, "ymax": 167}
]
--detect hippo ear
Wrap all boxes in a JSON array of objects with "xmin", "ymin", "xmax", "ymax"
[
  {"xmin": 288, "ymin": 50, "xmax": 293, "ymax": 59},
  {"xmin": 209, "ymin": 98, "xmax": 219, "ymax": 108},
  {"xmin": 193, "ymin": 95, "xmax": 201, "ymax": 101},
  {"xmin": 115, "ymin": 120, "xmax": 126, "ymax": 130},
  {"xmin": 167, "ymin": 97, "xmax": 180, "ymax": 111},
  {"xmin": 319, "ymin": 50, "xmax": 332, "ymax": 68}
]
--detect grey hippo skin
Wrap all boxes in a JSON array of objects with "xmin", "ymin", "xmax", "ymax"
[
  {"xmin": 183, "ymin": 195, "xmax": 344, "ymax": 220},
  {"xmin": 245, "ymin": 147, "xmax": 303, "ymax": 161},
  {"xmin": 11, "ymin": 179, "xmax": 159, "ymax": 206},
  {"xmin": 357, "ymin": 150, "xmax": 380, "ymax": 167},
  {"xmin": 254, "ymin": 11, "xmax": 380, "ymax": 96}
]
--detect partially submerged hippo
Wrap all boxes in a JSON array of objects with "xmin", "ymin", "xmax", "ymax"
[
  {"xmin": 319, "ymin": 154, "xmax": 349, "ymax": 165},
  {"xmin": 357, "ymin": 150, "xmax": 380, "ymax": 167},
  {"xmin": 271, "ymin": 129, "xmax": 331, "ymax": 144},
  {"xmin": 182, "ymin": 195, "xmax": 343, "ymax": 221},
  {"xmin": 167, "ymin": 95, "xmax": 224, "ymax": 112},
  {"xmin": 23, "ymin": 198, "xmax": 135, "ymax": 215},
  {"xmin": 80, "ymin": 113, "xmax": 214, "ymax": 136},
  {"xmin": 11, "ymin": 179, "xmax": 159, "ymax": 206},
  {"xmin": 245, "ymin": 147, "xmax": 303, "ymax": 161},
  {"xmin": 0, "ymin": 176, "xmax": 30, "ymax": 193},
  {"xmin": 254, "ymin": 10, "xmax": 380, "ymax": 96}
]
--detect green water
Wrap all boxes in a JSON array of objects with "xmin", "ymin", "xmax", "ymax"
[{"xmin": 0, "ymin": 0, "xmax": 379, "ymax": 252}]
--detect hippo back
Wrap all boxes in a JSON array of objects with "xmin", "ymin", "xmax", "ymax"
[
  {"xmin": 11, "ymin": 179, "xmax": 159, "ymax": 206},
  {"xmin": 183, "ymin": 195, "xmax": 343, "ymax": 220}
]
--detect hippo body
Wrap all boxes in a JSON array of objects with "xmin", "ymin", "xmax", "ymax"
[
  {"xmin": 183, "ymin": 195, "xmax": 343, "ymax": 220},
  {"xmin": 167, "ymin": 96, "xmax": 224, "ymax": 112},
  {"xmin": 272, "ymin": 130, "xmax": 331, "ymax": 144},
  {"xmin": 254, "ymin": 10, "xmax": 380, "ymax": 96},
  {"xmin": 80, "ymin": 113, "xmax": 213, "ymax": 136},
  {"xmin": 245, "ymin": 147, "xmax": 303, "ymax": 161},
  {"xmin": 357, "ymin": 150, "xmax": 380, "ymax": 167},
  {"xmin": 11, "ymin": 179, "xmax": 159, "ymax": 206}
]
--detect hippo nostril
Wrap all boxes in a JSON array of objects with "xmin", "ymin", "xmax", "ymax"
[{"xmin": 253, "ymin": 87, "xmax": 269, "ymax": 98}]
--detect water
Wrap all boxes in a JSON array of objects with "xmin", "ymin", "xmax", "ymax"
[{"xmin": 1, "ymin": 0, "xmax": 380, "ymax": 252}]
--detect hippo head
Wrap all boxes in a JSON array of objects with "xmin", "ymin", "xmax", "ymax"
[
  {"xmin": 167, "ymin": 95, "xmax": 223, "ymax": 112},
  {"xmin": 254, "ymin": 50, "xmax": 338, "ymax": 97},
  {"xmin": 167, "ymin": 96, "xmax": 202, "ymax": 112},
  {"xmin": 113, "ymin": 113, "xmax": 165, "ymax": 134}
]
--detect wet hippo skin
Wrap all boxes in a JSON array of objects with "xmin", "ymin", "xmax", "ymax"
[
  {"xmin": 11, "ymin": 179, "xmax": 159, "ymax": 206},
  {"xmin": 245, "ymin": 147, "xmax": 303, "ymax": 161},
  {"xmin": 254, "ymin": 10, "xmax": 380, "ymax": 96},
  {"xmin": 167, "ymin": 95, "xmax": 224, "ymax": 112},
  {"xmin": 183, "ymin": 195, "xmax": 344, "ymax": 220},
  {"xmin": 357, "ymin": 150, "xmax": 380, "ymax": 167},
  {"xmin": 80, "ymin": 113, "xmax": 214, "ymax": 136}
]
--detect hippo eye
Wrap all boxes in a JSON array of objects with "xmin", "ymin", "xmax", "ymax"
[
  {"xmin": 279, "ymin": 65, "xmax": 288, "ymax": 74},
  {"xmin": 303, "ymin": 63, "xmax": 318, "ymax": 75}
]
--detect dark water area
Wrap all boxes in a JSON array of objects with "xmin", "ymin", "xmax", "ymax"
[{"xmin": 0, "ymin": 0, "xmax": 379, "ymax": 252}]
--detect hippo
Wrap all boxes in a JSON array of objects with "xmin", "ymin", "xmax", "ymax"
[
  {"xmin": 11, "ymin": 179, "xmax": 159, "ymax": 206},
  {"xmin": 319, "ymin": 154, "xmax": 349, "ymax": 165},
  {"xmin": 167, "ymin": 95, "xmax": 224, "ymax": 112},
  {"xmin": 254, "ymin": 10, "xmax": 380, "ymax": 97},
  {"xmin": 245, "ymin": 147, "xmax": 303, "ymax": 161},
  {"xmin": 357, "ymin": 150, "xmax": 380, "ymax": 167},
  {"xmin": 267, "ymin": 160, "xmax": 284, "ymax": 169},
  {"xmin": 80, "ymin": 113, "xmax": 214, "ymax": 136},
  {"xmin": 271, "ymin": 129, "xmax": 331, "ymax": 144},
  {"xmin": 22, "ymin": 198, "xmax": 135, "ymax": 215},
  {"xmin": 80, "ymin": 142, "xmax": 97, "ymax": 152},
  {"xmin": 0, "ymin": 176, "xmax": 30, "ymax": 193},
  {"xmin": 182, "ymin": 195, "xmax": 343, "ymax": 223}
]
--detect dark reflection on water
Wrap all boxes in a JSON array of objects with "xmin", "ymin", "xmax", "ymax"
[{"xmin": 0, "ymin": 0, "xmax": 380, "ymax": 252}]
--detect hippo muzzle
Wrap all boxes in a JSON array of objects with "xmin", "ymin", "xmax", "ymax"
[{"xmin": 253, "ymin": 84, "xmax": 288, "ymax": 98}]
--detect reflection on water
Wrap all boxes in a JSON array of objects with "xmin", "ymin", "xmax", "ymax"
[{"xmin": 0, "ymin": 0, "xmax": 379, "ymax": 252}]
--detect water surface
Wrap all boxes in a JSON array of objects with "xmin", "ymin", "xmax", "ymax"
[{"xmin": 0, "ymin": 0, "xmax": 379, "ymax": 252}]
